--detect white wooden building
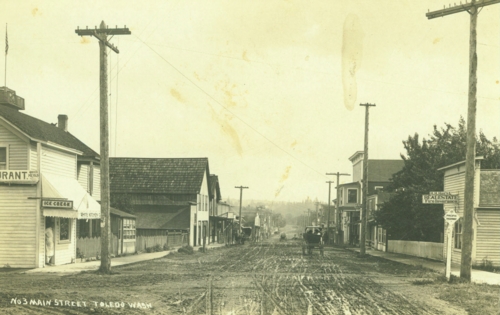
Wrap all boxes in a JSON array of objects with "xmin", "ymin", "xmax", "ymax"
[
  {"xmin": 438, "ymin": 157, "xmax": 500, "ymax": 267},
  {"xmin": 0, "ymin": 87, "xmax": 101, "ymax": 268}
]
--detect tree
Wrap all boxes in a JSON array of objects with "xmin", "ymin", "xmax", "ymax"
[
  {"xmin": 375, "ymin": 118, "xmax": 500, "ymax": 241},
  {"xmin": 110, "ymin": 193, "xmax": 134, "ymax": 214}
]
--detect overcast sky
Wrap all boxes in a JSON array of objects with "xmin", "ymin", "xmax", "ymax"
[{"xmin": 2, "ymin": 1, "xmax": 499, "ymax": 204}]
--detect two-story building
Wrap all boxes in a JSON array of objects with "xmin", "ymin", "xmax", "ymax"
[
  {"xmin": 0, "ymin": 86, "xmax": 100, "ymax": 268},
  {"xmin": 438, "ymin": 158, "xmax": 500, "ymax": 267},
  {"xmin": 109, "ymin": 157, "xmax": 211, "ymax": 248},
  {"xmin": 336, "ymin": 151, "xmax": 403, "ymax": 246}
]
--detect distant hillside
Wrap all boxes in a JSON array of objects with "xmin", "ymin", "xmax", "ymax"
[{"xmin": 226, "ymin": 197, "xmax": 322, "ymax": 222}]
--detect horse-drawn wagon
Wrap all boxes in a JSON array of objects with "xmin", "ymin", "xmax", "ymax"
[
  {"xmin": 302, "ymin": 226, "xmax": 324, "ymax": 256},
  {"xmin": 279, "ymin": 232, "xmax": 287, "ymax": 241}
]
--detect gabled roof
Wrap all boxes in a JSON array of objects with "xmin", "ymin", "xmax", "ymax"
[
  {"xmin": 135, "ymin": 205, "xmax": 190, "ymax": 229},
  {"xmin": 110, "ymin": 207, "xmax": 136, "ymax": 219},
  {"xmin": 208, "ymin": 174, "xmax": 221, "ymax": 201},
  {"xmin": 109, "ymin": 157, "xmax": 210, "ymax": 194},
  {"xmin": 367, "ymin": 160, "xmax": 404, "ymax": 182},
  {"xmin": 0, "ymin": 105, "xmax": 99, "ymax": 158}
]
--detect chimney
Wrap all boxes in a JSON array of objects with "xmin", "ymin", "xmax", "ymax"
[{"xmin": 58, "ymin": 115, "xmax": 68, "ymax": 132}]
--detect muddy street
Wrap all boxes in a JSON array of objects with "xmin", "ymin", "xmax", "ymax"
[{"xmin": 0, "ymin": 233, "xmax": 468, "ymax": 315}]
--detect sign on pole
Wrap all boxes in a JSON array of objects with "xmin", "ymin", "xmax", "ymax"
[
  {"xmin": 444, "ymin": 210, "xmax": 459, "ymax": 280},
  {"xmin": 444, "ymin": 211, "xmax": 459, "ymax": 223}
]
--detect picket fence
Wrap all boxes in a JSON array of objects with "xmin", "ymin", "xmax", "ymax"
[
  {"xmin": 387, "ymin": 240, "xmax": 443, "ymax": 261},
  {"xmin": 135, "ymin": 232, "xmax": 188, "ymax": 252},
  {"xmin": 77, "ymin": 235, "xmax": 120, "ymax": 259}
]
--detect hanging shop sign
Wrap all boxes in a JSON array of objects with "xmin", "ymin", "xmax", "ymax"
[
  {"xmin": 422, "ymin": 191, "xmax": 458, "ymax": 204},
  {"xmin": 0, "ymin": 170, "xmax": 39, "ymax": 184},
  {"xmin": 42, "ymin": 199, "xmax": 73, "ymax": 209}
]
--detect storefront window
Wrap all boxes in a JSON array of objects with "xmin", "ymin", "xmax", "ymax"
[
  {"xmin": 60, "ymin": 218, "xmax": 70, "ymax": 242},
  {"xmin": 0, "ymin": 147, "xmax": 6, "ymax": 170},
  {"xmin": 123, "ymin": 219, "xmax": 136, "ymax": 240}
]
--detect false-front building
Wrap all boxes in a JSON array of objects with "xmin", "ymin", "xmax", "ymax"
[{"xmin": 0, "ymin": 87, "xmax": 100, "ymax": 268}]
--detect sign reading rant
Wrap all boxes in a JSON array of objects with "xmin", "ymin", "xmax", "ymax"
[
  {"xmin": 0, "ymin": 170, "xmax": 39, "ymax": 183},
  {"xmin": 422, "ymin": 191, "xmax": 458, "ymax": 204},
  {"xmin": 42, "ymin": 199, "xmax": 73, "ymax": 209}
]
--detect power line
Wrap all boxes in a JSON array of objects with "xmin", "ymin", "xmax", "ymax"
[
  {"xmin": 134, "ymin": 34, "xmax": 326, "ymax": 177},
  {"xmin": 69, "ymin": 0, "xmax": 182, "ymax": 119}
]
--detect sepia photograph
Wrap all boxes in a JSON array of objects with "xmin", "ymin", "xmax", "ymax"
[{"xmin": 0, "ymin": 1, "xmax": 499, "ymax": 314}]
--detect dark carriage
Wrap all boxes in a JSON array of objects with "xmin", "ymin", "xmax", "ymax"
[
  {"xmin": 236, "ymin": 227, "xmax": 252, "ymax": 244},
  {"xmin": 279, "ymin": 232, "xmax": 287, "ymax": 241},
  {"xmin": 302, "ymin": 226, "xmax": 324, "ymax": 256}
]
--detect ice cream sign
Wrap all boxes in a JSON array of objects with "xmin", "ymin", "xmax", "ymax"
[
  {"xmin": 0, "ymin": 170, "xmax": 39, "ymax": 184},
  {"xmin": 42, "ymin": 199, "xmax": 73, "ymax": 209}
]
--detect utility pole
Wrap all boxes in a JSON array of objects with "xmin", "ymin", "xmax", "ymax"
[
  {"xmin": 325, "ymin": 180, "xmax": 334, "ymax": 245},
  {"xmin": 327, "ymin": 172, "xmax": 350, "ymax": 245},
  {"xmin": 426, "ymin": 0, "xmax": 499, "ymax": 282},
  {"xmin": 359, "ymin": 103, "xmax": 375, "ymax": 256},
  {"xmin": 315, "ymin": 201, "xmax": 320, "ymax": 225},
  {"xmin": 75, "ymin": 22, "xmax": 130, "ymax": 273},
  {"xmin": 235, "ymin": 186, "xmax": 248, "ymax": 235}
]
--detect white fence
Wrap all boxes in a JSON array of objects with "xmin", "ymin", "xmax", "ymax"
[
  {"xmin": 77, "ymin": 235, "xmax": 120, "ymax": 259},
  {"xmin": 388, "ymin": 240, "xmax": 443, "ymax": 261},
  {"xmin": 136, "ymin": 232, "xmax": 187, "ymax": 252}
]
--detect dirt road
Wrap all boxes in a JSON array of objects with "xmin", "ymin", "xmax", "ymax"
[{"xmin": 0, "ymin": 233, "xmax": 468, "ymax": 314}]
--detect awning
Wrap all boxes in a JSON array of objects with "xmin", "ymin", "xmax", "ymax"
[{"xmin": 42, "ymin": 173, "xmax": 100, "ymax": 219}]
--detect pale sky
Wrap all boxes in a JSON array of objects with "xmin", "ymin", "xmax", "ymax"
[{"xmin": 2, "ymin": 1, "xmax": 499, "ymax": 204}]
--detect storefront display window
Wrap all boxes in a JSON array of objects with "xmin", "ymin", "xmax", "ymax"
[
  {"xmin": 123, "ymin": 219, "xmax": 136, "ymax": 240},
  {"xmin": 59, "ymin": 218, "xmax": 71, "ymax": 242}
]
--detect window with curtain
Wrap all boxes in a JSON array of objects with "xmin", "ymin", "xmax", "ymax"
[{"xmin": 59, "ymin": 218, "xmax": 71, "ymax": 242}]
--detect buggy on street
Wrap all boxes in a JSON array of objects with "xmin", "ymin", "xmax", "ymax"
[
  {"xmin": 280, "ymin": 232, "xmax": 287, "ymax": 241},
  {"xmin": 302, "ymin": 226, "xmax": 324, "ymax": 256}
]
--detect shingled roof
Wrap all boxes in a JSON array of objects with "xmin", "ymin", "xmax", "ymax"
[
  {"xmin": 110, "ymin": 207, "xmax": 136, "ymax": 219},
  {"xmin": 109, "ymin": 157, "xmax": 210, "ymax": 194},
  {"xmin": 208, "ymin": 174, "xmax": 221, "ymax": 201},
  {"xmin": 0, "ymin": 105, "xmax": 99, "ymax": 158}
]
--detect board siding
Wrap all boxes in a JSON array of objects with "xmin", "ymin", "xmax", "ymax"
[
  {"xmin": 30, "ymin": 143, "xmax": 38, "ymax": 171},
  {"xmin": 93, "ymin": 165, "xmax": 101, "ymax": 201},
  {"xmin": 54, "ymin": 218, "xmax": 77, "ymax": 265},
  {"xmin": 443, "ymin": 172, "xmax": 464, "ymax": 264},
  {"xmin": 41, "ymin": 146, "xmax": 76, "ymax": 179},
  {"xmin": 0, "ymin": 124, "xmax": 24, "ymax": 143},
  {"xmin": 0, "ymin": 185, "xmax": 37, "ymax": 268},
  {"xmin": 8, "ymin": 143, "xmax": 28, "ymax": 169},
  {"xmin": 78, "ymin": 164, "xmax": 89, "ymax": 192},
  {"xmin": 476, "ymin": 209, "xmax": 500, "ymax": 267},
  {"xmin": 0, "ymin": 124, "xmax": 29, "ymax": 170}
]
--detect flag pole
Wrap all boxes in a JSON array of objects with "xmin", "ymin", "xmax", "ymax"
[{"xmin": 4, "ymin": 23, "xmax": 7, "ymax": 87}]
